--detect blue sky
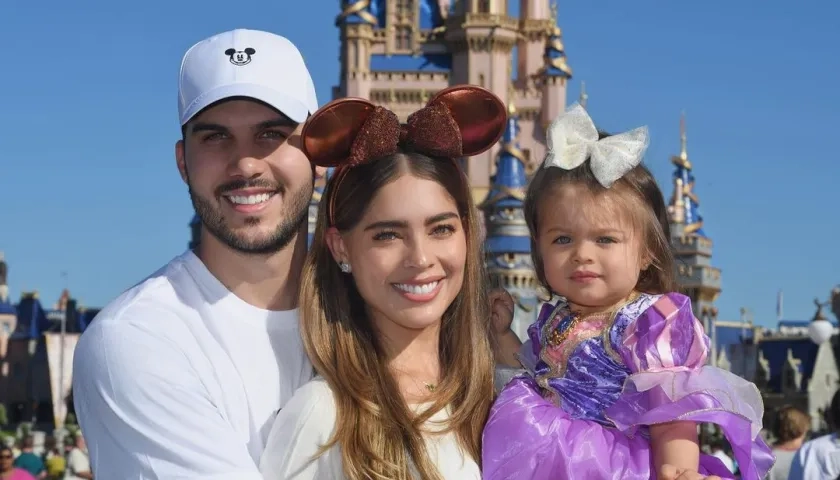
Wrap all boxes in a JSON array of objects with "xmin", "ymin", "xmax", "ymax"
[{"xmin": 0, "ymin": 0, "xmax": 836, "ymax": 326}]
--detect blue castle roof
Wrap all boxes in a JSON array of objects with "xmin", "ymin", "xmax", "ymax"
[
  {"xmin": 714, "ymin": 324, "xmax": 754, "ymax": 352},
  {"xmin": 335, "ymin": 0, "xmax": 384, "ymax": 26},
  {"xmin": 670, "ymin": 115, "xmax": 706, "ymax": 236},
  {"xmin": 336, "ymin": 0, "xmax": 444, "ymax": 29},
  {"xmin": 6, "ymin": 293, "xmax": 98, "ymax": 339},
  {"xmin": 542, "ymin": 25, "xmax": 572, "ymax": 78},
  {"xmin": 370, "ymin": 53, "xmax": 451, "ymax": 73},
  {"xmin": 418, "ymin": 0, "xmax": 445, "ymax": 29},
  {"xmin": 0, "ymin": 298, "xmax": 15, "ymax": 316},
  {"xmin": 481, "ymin": 107, "xmax": 531, "ymax": 256},
  {"xmin": 672, "ymin": 162, "xmax": 706, "ymax": 237}
]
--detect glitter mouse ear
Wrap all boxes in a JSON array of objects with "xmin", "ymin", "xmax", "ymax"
[
  {"xmin": 426, "ymin": 85, "xmax": 507, "ymax": 156},
  {"xmin": 300, "ymin": 97, "xmax": 393, "ymax": 168}
]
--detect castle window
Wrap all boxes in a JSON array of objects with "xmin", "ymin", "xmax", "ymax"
[
  {"xmin": 396, "ymin": 26, "xmax": 412, "ymax": 49},
  {"xmin": 478, "ymin": 0, "xmax": 490, "ymax": 13}
]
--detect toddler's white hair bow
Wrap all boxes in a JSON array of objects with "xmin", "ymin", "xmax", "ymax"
[{"xmin": 544, "ymin": 104, "xmax": 649, "ymax": 188}]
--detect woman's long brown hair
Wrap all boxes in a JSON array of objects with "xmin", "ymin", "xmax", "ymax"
[{"xmin": 299, "ymin": 151, "xmax": 494, "ymax": 480}]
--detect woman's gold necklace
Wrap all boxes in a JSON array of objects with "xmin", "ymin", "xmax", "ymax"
[{"xmin": 392, "ymin": 366, "xmax": 437, "ymax": 393}]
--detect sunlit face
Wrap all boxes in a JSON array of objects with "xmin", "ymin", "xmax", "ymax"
[
  {"xmin": 176, "ymin": 99, "xmax": 313, "ymax": 254},
  {"xmin": 537, "ymin": 184, "xmax": 645, "ymax": 310},
  {"xmin": 328, "ymin": 173, "xmax": 467, "ymax": 332}
]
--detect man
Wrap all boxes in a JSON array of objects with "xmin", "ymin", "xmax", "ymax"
[
  {"xmin": 64, "ymin": 435, "xmax": 92, "ymax": 480},
  {"xmin": 72, "ymin": 28, "xmax": 320, "ymax": 478},
  {"xmin": 788, "ymin": 390, "xmax": 840, "ymax": 479}
]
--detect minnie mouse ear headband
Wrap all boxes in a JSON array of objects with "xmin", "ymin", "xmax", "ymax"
[
  {"xmin": 543, "ymin": 104, "xmax": 649, "ymax": 188},
  {"xmin": 300, "ymin": 85, "xmax": 507, "ymax": 225}
]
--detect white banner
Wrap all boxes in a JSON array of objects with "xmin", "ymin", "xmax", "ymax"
[{"xmin": 44, "ymin": 332, "xmax": 79, "ymax": 430}]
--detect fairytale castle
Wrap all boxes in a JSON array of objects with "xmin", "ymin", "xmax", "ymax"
[{"xmin": 333, "ymin": 0, "xmax": 570, "ymax": 203}]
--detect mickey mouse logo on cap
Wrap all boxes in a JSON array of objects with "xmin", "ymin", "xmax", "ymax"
[{"xmin": 224, "ymin": 47, "xmax": 256, "ymax": 66}]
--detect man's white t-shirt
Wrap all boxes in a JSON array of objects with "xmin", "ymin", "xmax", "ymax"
[{"xmin": 72, "ymin": 250, "xmax": 312, "ymax": 479}]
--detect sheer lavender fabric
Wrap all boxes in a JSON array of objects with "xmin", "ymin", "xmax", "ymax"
[{"xmin": 482, "ymin": 292, "xmax": 774, "ymax": 480}]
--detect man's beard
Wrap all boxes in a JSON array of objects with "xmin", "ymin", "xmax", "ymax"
[{"xmin": 188, "ymin": 177, "xmax": 312, "ymax": 255}]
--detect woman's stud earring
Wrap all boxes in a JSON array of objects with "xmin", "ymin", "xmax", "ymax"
[{"xmin": 339, "ymin": 262, "xmax": 352, "ymax": 273}]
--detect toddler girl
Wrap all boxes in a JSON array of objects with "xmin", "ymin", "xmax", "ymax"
[{"xmin": 482, "ymin": 105, "xmax": 774, "ymax": 479}]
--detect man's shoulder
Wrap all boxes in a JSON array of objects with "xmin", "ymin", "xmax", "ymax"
[
  {"xmin": 75, "ymin": 253, "xmax": 203, "ymax": 362},
  {"xmin": 85, "ymin": 252, "xmax": 201, "ymax": 330},
  {"xmin": 801, "ymin": 433, "xmax": 840, "ymax": 454}
]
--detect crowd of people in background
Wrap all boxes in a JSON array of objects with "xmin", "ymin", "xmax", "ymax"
[{"xmin": 0, "ymin": 434, "xmax": 90, "ymax": 480}]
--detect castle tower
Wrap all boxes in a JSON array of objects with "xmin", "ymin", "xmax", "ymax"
[
  {"xmin": 517, "ymin": 0, "xmax": 554, "ymax": 82},
  {"xmin": 334, "ymin": 0, "xmax": 380, "ymax": 101},
  {"xmin": 334, "ymin": 0, "xmax": 452, "ymax": 121},
  {"xmin": 444, "ymin": 0, "xmax": 519, "ymax": 193},
  {"xmin": 537, "ymin": 2, "xmax": 572, "ymax": 132},
  {"xmin": 667, "ymin": 114, "xmax": 721, "ymax": 362},
  {"xmin": 480, "ymin": 97, "xmax": 541, "ymax": 341},
  {"xmin": 334, "ymin": 0, "xmax": 572, "ymax": 205}
]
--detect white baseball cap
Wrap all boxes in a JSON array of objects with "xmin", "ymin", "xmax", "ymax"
[{"xmin": 178, "ymin": 29, "xmax": 318, "ymax": 126}]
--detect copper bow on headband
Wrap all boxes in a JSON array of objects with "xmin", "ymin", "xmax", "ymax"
[{"xmin": 301, "ymin": 85, "xmax": 507, "ymax": 225}]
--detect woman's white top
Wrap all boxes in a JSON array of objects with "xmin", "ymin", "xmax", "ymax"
[{"xmin": 259, "ymin": 377, "xmax": 481, "ymax": 479}]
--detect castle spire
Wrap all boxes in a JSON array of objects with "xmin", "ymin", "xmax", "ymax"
[
  {"xmin": 507, "ymin": 59, "xmax": 516, "ymax": 115},
  {"xmin": 579, "ymin": 81, "xmax": 588, "ymax": 109},
  {"xmin": 480, "ymin": 95, "xmax": 538, "ymax": 337},
  {"xmin": 540, "ymin": 1, "xmax": 572, "ymax": 79},
  {"xmin": 335, "ymin": 0, "xmax": 380, "ymax": 26},
  {"xmin": 667, "ymin": 112, "xmax": 705, "ymax": 236},
  {"xmin": 538, "ymin": 0, "xmax": 572, "ymax": 128}
]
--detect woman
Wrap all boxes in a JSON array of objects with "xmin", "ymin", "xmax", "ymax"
[
  {"xmin": 259, "ymin": 86, "xmax": 508, "ymax": 479},
  {"xmin": 0, "ymin": 446, "xmax": 35, "ymax": 480}
]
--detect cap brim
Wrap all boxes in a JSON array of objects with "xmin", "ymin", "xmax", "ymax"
[{"xmin": 180, "ymin": 83, "xmax": 309, "ymax": 125}]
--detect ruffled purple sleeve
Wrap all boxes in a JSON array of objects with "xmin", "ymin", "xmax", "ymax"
[{"xmin": 605, "ymin": 292, "xmax": 775, "ymax": 479}]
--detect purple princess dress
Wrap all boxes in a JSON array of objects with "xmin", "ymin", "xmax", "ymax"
[{"xmin": 482, "ymin": 292, "xmax": 774, "ymax": 480}]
